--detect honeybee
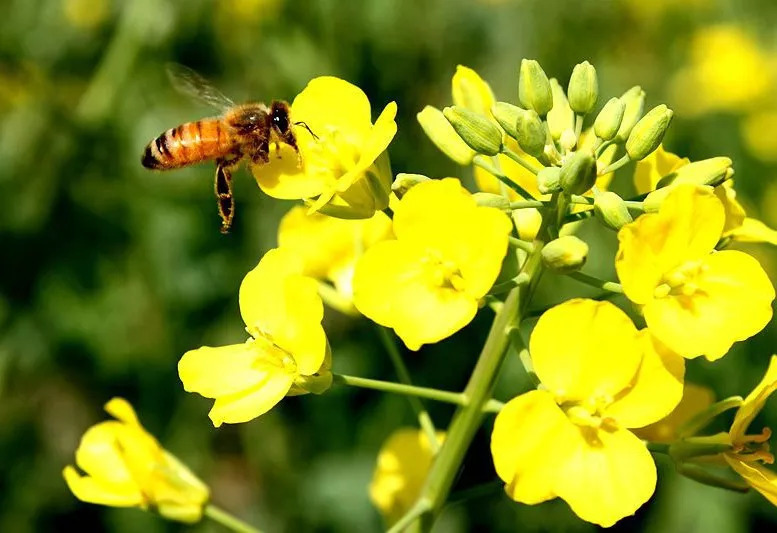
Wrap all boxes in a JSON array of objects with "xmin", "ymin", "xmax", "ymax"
[{"xmin": 141, "ymin": 64, "xmax": 315, "ymax": 233}]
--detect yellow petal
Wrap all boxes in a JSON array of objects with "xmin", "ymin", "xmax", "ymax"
[
  {"xmin": 644, "ymin": 250, "xmax": 774, "ymax": 359},
  {"xmin": 633, "ymin": 144, "xmax": 689, "ymax": 194},
  {"xmin": 352, "ymin": 240, "xmax": 477, "ymax": 350},
  {"xmin": 74, "ymin": 422, "xmax": 141, "ymax": 484},
  {"xmin": 716, "ymin": 182, "xmax": 747, "ymax": 236},
  {"xmin": 730, "ymin": 355, "xmax": 777, "ymax": 443},
  {"xmin": 240, "ymin": 248, "xmax": 326, "ymax": 375},
  {"xmin": 730, "ymin": 217, "xmax": 777, "ymax": 245},
  {"xmin": 451, "ymin": 65, "xmax": 496, "ymax": 116},
  {"xmin": 63, "ymin": 466, "xmax": 144, "ymax": 507},
  {"xmin": 253, "ymin": 143, "xmax": 327, "ymax": 200},
  {"xmin": 724, "ymin": 455, "xmax": 777, "ymax": 505},
  {"xmin": 208, "ymin": 370, "xmax": 295, "ymax": 427},
  {"xmin": 554, "ymin": 427, "xmax": 656, "ymax": 527},
  {"xmin": 633, "ymin": 383, "xmax": 715, "ymax": 443},
  {"xmin": 490, "ymin": 390, "xmax": 577, "ymax": 504},
  {"xmin": 617, "ymin": 184, "xmax": 724, "ymax": 305},
  {"xmin": 291, "ymin": 76, "xmax": 372, "ymax": 141},
  {"xmin": 178, "ymin": 342, "xmax": 278, "ymax": 398},
  {"xmin": 530, "ymin": 299, "xmax": 642, "ymax": 402},
  {"xmin": 605, "ymin": 332, "xmax": 685, "ymax": 429}
]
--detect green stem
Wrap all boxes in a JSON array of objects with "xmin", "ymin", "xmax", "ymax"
[
  {"xmin": 647, "ymin": 442, "xmax": 670, "ymax": 455},
  {"xmin": 624, "ymin": 200, "xmax": 645, "ymax": 212},
  {"xmin": 484, "ymin": 399, "xmax": 505, "ymax": 413},
  {"xmin": 333, "ymin": 374, "xmax": 467, "ymax": 407},
  {"xmin": 565, "ymin": 271, "xmax": 624, "ymax": 294},
  {"xmin": 508, "ymin": 236, "xmax": 534, "ymax": 253},
  {"xmin": 377, "ymin": 327, "xmax": 440, "ymax": 452},
  {"xmin": 204, "ymin": 504, "xmax": 263, "ymax": 533},
  {"xmin": 574, "ymin": 114, "xmax": 584, "ymax": 143},
  {"xmin": 569, "ymin": 195, "xmax": 594, "ymax": 205},
  {"xmin": 600, "ymin": 154, "xmax": 631, "ymax": 175},
  {"xmin": 386, "ymin": 501, "xmax": 431, "ymax": 533},
  {"xmin": 488, "ymin": 273, "xmax": 530, "ymax": 295},
  {"xmin": 473, "ymin": 156, "xmax": 536, "ymax": 200},
  {"xmin": 678, "ymin": 396, "xmax": 744, "ymax": 438},
  {"xmin": 508, "ymin": 200, "xmax": 545, "ymax": 209},
  {"xmin": 595, "ymin": 138, "xmax": 616, "ymax": 157},
  {"xmin": 500, "ymin": 147, "xmax": 543, "ymax": 175},
  {"xmin": 676, "ymin": 464, "xmax": 749, "ymax": 493}
]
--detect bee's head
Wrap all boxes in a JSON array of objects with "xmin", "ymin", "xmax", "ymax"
[{"xmin": 270, "ymin": 101, "xmax": 292, "ymax": 136}]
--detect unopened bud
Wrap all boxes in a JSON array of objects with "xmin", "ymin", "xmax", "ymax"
[
  {"xmin": 615, "ymin": 86, "xmax": 645, "ymax": 142},
  {"xmin": 559, "ymin": 149, "xmax": 597, "ymax": 195},
  {"xmin": 392, "ymin": 173, "xmax": 430, "ymax": 199},
  {"xmin": 473, "ymin": 192, "xmax": 510, "ymax": 209},
  {"xmin": 547, "ymin": 79, "xmax": 574, "ymax": 140},
  {"xmin": 513, "ymin": 209, "xmax": 542, "ymax": 241},
  {"xmin": 594, "ymin": 97, "xmax": 625, "ymax": 141},
  {"xmin": 656, "ymin": 157, "xmax": 733, "ymax": 188},
  {"xmin": 626, "ymin": 104, "xmax": 674, "ymax": 161},
  {"xmin": 537, "ymin": 166, "xmax": 562, "ymax": 194},
  {"xmin": 492, "ymin": 101, "xmax": 522, "ymax": 139},
  {"xmin": 594, "ymin": 191, "xmax": 633, "ymax": 230},
  {"xmin": 443, "ymin": 106, "xmax": 503, "ymax": 156},
  {"xmin": 516, "ymin": 108, "xmax": 546, "ymax": 157},
  {"xmin": 541, "ymin": 236, "xmax": 589, "ymax": 273},
  {"xmin": 519, "ymin": 59, "xmax": 553, "ymax": 116},
  {"xmin": 417, "ymin": 106, "xmax": 476, "ymax": 165},
  {"xmin": 559, "ymin": 129, "xmax": 577, "ymax": 152},
  {"xmin": 568, "ymin": 61, "xmax": 598, "ymax": 114}
]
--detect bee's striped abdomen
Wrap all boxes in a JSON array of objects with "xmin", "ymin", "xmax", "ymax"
[{"xmin": 141, "ymin": 119, "xmax": 235, "ymax": 170}]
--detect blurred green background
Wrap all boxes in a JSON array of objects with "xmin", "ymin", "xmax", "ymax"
[{"xmin": 3, "ymin": 0, "xmax": 777, "ymax": 531}]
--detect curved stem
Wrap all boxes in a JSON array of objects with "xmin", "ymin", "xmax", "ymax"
[
  {"xmin": 205, "ymin": 504, "xmax": 263, "ymax": 533},
  {"xmin": 377, "ymin": 326, "xmax": 440, "ymax": 452},
  {"xmin": 333, "ymin": 374, "xmax": 467, "ymax": 407},
  {"xmin": 500, "ymin": 147, "xmax": 543, "ymax": 175},
  {"xmin": 508, "ymin": 236, "xmax": 534, "ymax": 253},
  {"xmin": 600, "ymin": 153, "xmax": 631, "ymax": 175},
  {"xmin": 473, "ymin": 156, "xmax": 536, "ymax": 200},
  {"xmin": 565, "ymin": 271, "xmax": 624, "ymax": 294}
]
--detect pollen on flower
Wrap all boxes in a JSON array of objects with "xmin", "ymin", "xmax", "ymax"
[{"xmin": 420, "ymin": 253, "xmax": 467, "ymax": 292}]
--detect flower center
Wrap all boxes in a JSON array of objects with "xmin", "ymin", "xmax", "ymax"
[
  {"xmin": 420, "ymin": 251, "xmax": 467, "ymax": 292},
  {"xmin": 561, "ymin": 395, "xmax": 618, "ymax": 432},
  {"xmin": 247, "ymin": 326, "xmax": 298, "ymax": 374},
  {"xmin": 654, "ymin": 260, "xmax": 709, "ymax": 299},
  {"xmin": 303, "ymin": 127, "xmax": 360, "ymax": 182},
  {"xmin": 732, "ymin": 427, "xmax": 774, "ymax": 464}
]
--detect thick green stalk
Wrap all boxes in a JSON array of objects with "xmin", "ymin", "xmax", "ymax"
[{"xmin": 204, "ymin": 504, "xmax": 263, "ymax": 533}]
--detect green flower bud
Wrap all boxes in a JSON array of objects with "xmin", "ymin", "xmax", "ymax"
[
  {"xmin": 559, "ymin": 149, "xmax": 597, "ymax": 195},
  {"xmin": 417, "ymin": 105, "xmax": 476, "ymax": 165},
  {"xmin": 547, "ymin": 78, "xmax": 574, "ymax": 140},
  {"xmin": 473, "ymin": 192, "xmax": 510, "ymax": 209},
  {"xmin": 392, "ymin": 173, "xmax": 430, "ymax": 199},
  {"xmin": 559, "ymin": 129, "xmax": 577, "ymax": 152},
  {"xmin": 519, "ymin": 59, "xmax": 553, "ymax": 117},
  {"xmin": 492, "ymin": 101, "xmax": 522, "ymax": 139},
  {"xmin": 615, "ymin": 86, "xmax": 645, "ymax": 141},
  {"xmin": 568, "ymin": 61, "xmax": 598, "ymax": 114},
  {"xmin": 443, "ymin": 106, "xmax": 503, "ymax": 156},
  {"xmin": 516, "ymin": 108, "xmax": 546, "ymax": 157},
  {"xmin": 594, "ymin": 191, "xmax": 633, "ymax": 230},
  {"xmin": 541, "ymin": 235, "xmax": 589, "ymax": 273},
  {"xmin": 537, "ymin": 166, "xmax": 562, "ymax": 194},
  {"xmin": 594, "ymin": 97, "xmax": 625, "ymax": 141},
  {"xmin": 626, "ymin": 104, "xmax": 674, "ymax": 161}
]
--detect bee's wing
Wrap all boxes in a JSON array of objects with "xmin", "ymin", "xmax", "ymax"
[{"xmin": 166, "ymin": 63, "xmax": 235, "ymax": 112}]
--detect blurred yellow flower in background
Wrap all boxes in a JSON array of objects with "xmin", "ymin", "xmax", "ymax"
[
  {"xmin": 63, "ymin": 398, "xmax": 209, "ymax": 523},
  {"xmin": 353, "ymin": 178, "xmax": 511, "ymax": 350},
  {"xmin": 669, "ymin": 25, "xmax": 774, "ymax": 116},
  {"xmin": 616, "ymin": 184, "xmax": 774, "ymax": 360},
  {"xmin": 179, "ymin": 248, "xmax": 331, "ymax": 427},
  {"xmin": 369, "ymin": 428, "xmax": 445, "ymax": 526},
  {"xmin": 491, "ymin": 299, "xmax": 684, "ymax": 527},
  {"xmin": 277, "ymin": 206, "xmax": 393, "ymax": 305},
  {"xmin": 741, "ymin": 110, "xmax": 777, "ymax": 162},
  {"xmin": 256, "ymin": 76, "xmax": 397, "ymax": 218}
]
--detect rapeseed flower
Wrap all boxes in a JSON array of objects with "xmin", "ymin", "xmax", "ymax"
[
  {"xmin": 63, "ymin": 398, "xmax": 209, "ymax": 523},
  {"xmin": 256, "ymin": 76, "xmax": 397, "ymax": 218},
  {"xmin": 491, "ymin": 299, "xmax": 684, "ymax": 527},
  {"xmin": 179, "ymin": 248, "xmax": 331, "ymax": 426},
  {"xmin": 352, "ymin": 178, "xmax": 511, "ymax": 350},
  {"xmin": 616, "ymin": 184, "xmax": 774, "ymax": 359}
]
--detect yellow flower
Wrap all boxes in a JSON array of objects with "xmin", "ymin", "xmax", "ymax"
[
  {"xmin": 633, "ymin": 144, "xmax": 690, "ymax": 194},
  {"xmin": 369, "ymin": 428, "xmax": 445, "ymax": 526},
  {"xmin": 724, "ymin": 355, "xmax": 777, "ymax": 504},
  {"xmin": 451, "ymin": 65, "xmax": 496, "ymax": 118},
  {"xmin": 616, "ymin": 184, "xmax": 774, "ymax": 360},
  {"xmin": 63, "ymin": 398, "xmax": 209, "ymax": 523},
  {"xmin": 352, "ymin": 178, "xmax": 511, "ymax": 350},
  {"xmin": 178, "ymin": 248, "xmax": 331, "ymax": 426},
  {"xmin": 491, "ymin": 299, "xmax": 684, "ymax": 527},
  {"xmin": 277, "ymin": 206, "xmax": 393, "ymax": 301},
  {"xmin": 669, "ymin": 25, "xmax": 773, "ymax": 116},
  {"xmin": 741, "ymin": 110, "xmax": 777, "ymax": 162},
  {"xmin": 255, "ymin": 76, "xmax": 397, "ymax": 218},
  {"xmin": 633, "ymin": 383, "xmax": 715, "ymax": 443}
]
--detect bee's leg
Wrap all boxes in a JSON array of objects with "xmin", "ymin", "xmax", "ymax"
[
  {"xmin": 214, "ymin": 159, "xmax": 236, "ymax": 234},
  {"xmin": 250, "ymin": 137, "xmax": 270, "ymax": 165},
  {"xmin": 281, "ymin": 131, "xmax": 302, "ymax": 168},
  {"xmin": 273, "ymin": 141, "xmax": 282, "ymax": 159}
]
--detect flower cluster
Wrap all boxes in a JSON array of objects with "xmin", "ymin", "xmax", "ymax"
[{"xmin": 64, "ymin": 61, "xmax": 777, "ymax": 532}]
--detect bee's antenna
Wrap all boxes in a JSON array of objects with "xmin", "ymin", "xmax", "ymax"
[{"xmin": 294, "ymin": 121, "xmax": 318, "ymax": 140}]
